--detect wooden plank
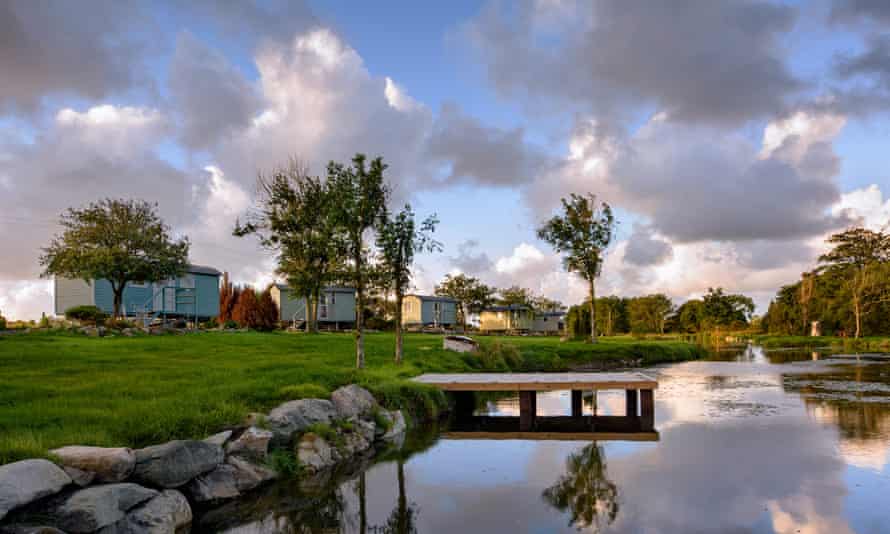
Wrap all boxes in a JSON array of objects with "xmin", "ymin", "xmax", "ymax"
[
  {"xmin": 441, "ymin": 431, "xmax": 660, "ymax": 442},
  {"xmin": 413, "ymin": 372, "xmax": 658, "ymax": 391}
]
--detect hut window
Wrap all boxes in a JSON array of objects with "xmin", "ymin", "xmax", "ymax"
[{"xmin": 180, "ymin": 275, "xmax": 195, "ymax": 289}]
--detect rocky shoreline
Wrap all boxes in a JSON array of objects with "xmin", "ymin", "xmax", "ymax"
[{"xmin": 0, "ymin": 385, "xmax": 408, "ymax": 533}]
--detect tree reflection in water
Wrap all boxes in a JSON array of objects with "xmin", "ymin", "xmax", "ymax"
[{"xmin": 543, "ymin": 443, "xmax": 619, "ymax": 531}]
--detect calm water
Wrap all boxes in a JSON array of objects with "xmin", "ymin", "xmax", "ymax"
[{"xmin": 201, "ymin": 346, "xmax": 890, "ymax": 533}]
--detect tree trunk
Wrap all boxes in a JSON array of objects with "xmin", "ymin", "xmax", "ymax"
[
  {"xmin": 395, "ymin": 290, "xmax": 404, "ymax": 364},
  {"xmin": 355, "ymin": 255, "xmax": 365, "ymax": 369},
  {"xmin": 854, "ymin": 297, "xmax": 862, "ymax": 339},
  {"xmin": 112, "ymin": 281, "xmax": 124, "ymax": 320},
  {"xmin": 397, "ymin": 460, "xmax": 407, "ymax": 532},
  {"xmin": 310, "ymin": 289, "xmax": 320, "ymax": 333},
  {"xmin": 588, "ymin": 280, "xmax": 597, "ymax": 343}
]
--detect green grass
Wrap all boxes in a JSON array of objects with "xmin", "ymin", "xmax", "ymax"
[
  {"xmin": 751, "ymin": 334, "xmax": 890, "ymax": 351},
  {"xmin": 0, "ymin": 330, "xmax": 704, "ymax": 464}
]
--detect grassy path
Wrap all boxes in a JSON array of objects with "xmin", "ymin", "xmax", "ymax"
[{"xmin": 0, "ymin": 331, "xmax": 704, "ymax": 463}]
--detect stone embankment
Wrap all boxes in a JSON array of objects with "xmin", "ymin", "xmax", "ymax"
[{"xmin": 0, "ymin": 385, "xmax": 406, "ymax": 533}]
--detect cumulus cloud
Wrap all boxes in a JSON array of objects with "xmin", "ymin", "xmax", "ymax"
[
  {"xmin": 624, "ymin": 225, "xmax": 673, "ymax": 267},
  {"xmin": 466, "ymin": 0, "xmax": 802, "ymax": 125},
  {"xmin": 0, "ymin": 2, "xmax": 149, "ymax": 113},
  {"xmin": 423, "ymin": 104, "xmax": 550, "ymax": 187},
  {"xmin": 449, "ymin": 239, "xmax": 494, "ymax": 275},
  {"xmin": 830, "ymin": 0, "xmax": 890, "ymax": 25},
  {"xmin": 169, "ymin": 33, "xmax": 261, "ymax": 149}
]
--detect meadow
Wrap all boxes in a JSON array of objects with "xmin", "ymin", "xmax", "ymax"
[{"xmin": 0, "ymin": 330, "xmax": 705, "ymax": 464}]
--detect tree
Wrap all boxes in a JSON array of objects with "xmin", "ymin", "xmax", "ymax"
[
  {"xmin": 329, "ymin": 154, "xmax": 390, "ymax": 369},
  {"xmin": 435, "ymin": 273, "xmax": 495, "ymax": 331},
  {"xmin": 532, "ymin": 295, "xmax": 564, "ymax": 312},
  {"xmin": 628, "ymin": 294, "xmax": 673, "ymax": 334},
  {"xmin": 674, "ymin": 299, "xmax": 705, "ymax": 333},
  {"xmin": 234, "ymin": 160, "xmax": 343, "ymax": 333},
  {"xmin": 218, "ymin": 272, "xmax": 240, "ymax": 324},
  {"xmin": 543, "ymin": 443, "xmax": 619, "ymax": 530},
  {"xmin": 701, "ymin": 287, "xmax": 755, "ymax": 329},
  {"xmin": 496, "ymin": 285, "xmax": 536, "ymax": 308},
  {"xmin": 819, "ymin": 228, "xmax": 890, "ymax": 338},
  {"xmin": 232, "ymin": 287, "xmax": 260, "ymax": 328},
  {"xmin": 537, "ymin": 194, "xmax": 616, "ymax": 343},
  {"xmin": 40, "ymin": 199, "xmax": 189, "ymax": 319},
  {"xmin": 377, "ymin": 205, "xmax": 441, "ymax": 363},
  {"xmin": 595, "ymin": 296, "xmax": 626, "ymax": 336}
]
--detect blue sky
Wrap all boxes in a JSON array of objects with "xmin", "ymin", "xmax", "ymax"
[{"xmin": 1, "ymin": 0, "xmax": 889, "ymax": 319}]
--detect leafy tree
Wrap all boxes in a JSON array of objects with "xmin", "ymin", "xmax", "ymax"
[
  {"xmin": 218, "ymin": 272, "xmax": 241, "ymax": 324},
  {"xmin": 40, "ymin": 199, "xmax": 189, "ymax": 319},
  {"xmin": 435, "ymin": 273, "xmax": 495, "ymax": 331},
  {"xmin": 232, "ymin": 287, "xmax": 260, "ymax": 329},
  {"xmin": 595, "ymin": 296, "xmax": 626, "ymax": 336},
  {"xmin": 701, "ymin": 287, "xmax": 755, "ymax": 329},
  {"xmin": 377, "ymin": 205, "xmax": 441, "ymax": 363},
  {"xmin": 628, "ymin": 294, "xmax": 673, "ymax": 334},
  {"xmin": 329, "ymin": 154, "xmax": 390, "ymax": 368},
  {"xmin": 674, "ymin": 299, "xmax": 705, "ymax": 333},
  {"xmin": 497, "ymin": 285, "xmax": 534, "ymax": 307},
  {"xmin": 543, "ymin": 443, "xmax": 619, "ymax": 530},
  {"xmin": 532, "ymin": 295, "xmax": 564, "ymax": 312},
  {"xmin": 537, "ymin": 194, "xmax": 616, "ymax": 343},
  {"xmin": 818, "ymin": 228, "xmax": 890, "ymax": 338},
  {"xmin": 234, "ymin": 160, "xmax": 343, "ymax": 333}
]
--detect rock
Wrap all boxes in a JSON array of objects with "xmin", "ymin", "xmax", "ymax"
[
  {"xmin": 50, "ymin": 446, "xmax": 136, "ymax": 483},
  {"xmin": 52, "ymin": 483, "xmax": 157, "ymax": 533},
  {"xmin": 226, "ymin": 427, "xmax": 273, "ymax": 460},
  {"xmin": 296, "ymin": 433, "xmax": 335, "ymax": 473},
  {"xmin": 203, "ymin": 430, "xmax": 232, "ymax": 448},
  {"xmin": 331, "ymin": 385, "xmax": 377, "ymax": 419},
  {"xmin": 353, "ymin": 419, "xmax": 376, "ymax": 443},
  {"xmin": 0, "ymin": 459, "xmax": 72, "ymax": 521},
  {"xmin": 443, "ymin": 335, "xmax": 479, "ymax": 353},
  {"xmin": 132, "ymin": 440, "xmax": 224, "ymax": 488},
  {"xmin": 227, "ymin": 456, "xmax": 277, "ymax": 492},
  {"xmin": 0, "ymin": 527, "xmax": 66, "ymax": 534},
  {"xmin": 121, "ymin": 328, "xmax": 134, "ymax": 337},
  {"xmin": 341, "ymin": 431, "xmax": 371, "ymax": 457},
  {"xmin": 62, "ymin": 466, "xmax": 96, "ymax": 487},
  {"xmin": 382, "ymin": 410, "xmax": 407, "ymax": 442},
  {"xmin": 267, "ymin": 399, "xmax": 337, "ymax": 445},
  {"xmin": 243, "ymin": 412, "xmax": 266, "ymax": 427},
  {"xmin": 184, "ymin": 465, "xmax": 240, "ymax": 503},
  {"xmin": 114, "ymin": 489, "xmax": 191, "ymax": 534}
]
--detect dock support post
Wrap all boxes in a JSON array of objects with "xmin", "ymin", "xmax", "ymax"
[
  {"xmin": 626, "ymin": 389, "xmax": 638, "ymax": 417},
  {"xmin": 640, "ymin": 389, "xmax": 654, "ymax": 430},
  {"xmin": 453, "ymin": 391, "xmax": 475, "ymax": 418},
  {"xmin": 519, "ymin": 391, "xmax": 537, "ymax": 431},
  {"xmin": 571, "ymin": 390, "xmax": 583, "ymax": 417}
]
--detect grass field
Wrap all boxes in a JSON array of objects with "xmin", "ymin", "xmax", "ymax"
[{"xmin": 0, "ymin": 330, "xmax": 705, "ymax": 464}]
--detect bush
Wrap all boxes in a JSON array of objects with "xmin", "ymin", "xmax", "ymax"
[
  {"xmin": 477, "ymin": 341, "xmax": 523, "ymax": 371},
  {"xmin": 365, "ymin": 316, "xmax": 395, "ymax": 331},
  {"xmin": 278, "ymin": 383, "xmax": 330, "ymax": 400},
  {"xmin": 38, "ymin": 313, "xmax": 51, "ymax": 329},
  {"xmin": 64, "ymin": 305, "xmax": 107, "ymax": 325},
  {"xmin": 109, "ymin": 319, "xmax": 136, "ymax": 330},
  {"xmin": 224, "ymin": 319, "xmax": 238, "ymax": 329},
  {"xmin": 201, "ymin": 317, "xmax": 219, "ymax": 329}
]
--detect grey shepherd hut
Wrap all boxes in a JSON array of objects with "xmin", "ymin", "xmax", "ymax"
[
  {"xmin": 270, "ymin": 284, "xmax": 356, "ymax": 329},
  {"xmin": 53, "ymin": 265, "xmax": 221, "ymax": 321}
]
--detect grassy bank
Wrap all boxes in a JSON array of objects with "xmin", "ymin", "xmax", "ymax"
[
  {"xmin": 751, "ymin": 334, "xmax": 890, "ymax": 351},
  {"xmin": 0, "ymin": 331, "xmax": 704, "ymax": 464}
]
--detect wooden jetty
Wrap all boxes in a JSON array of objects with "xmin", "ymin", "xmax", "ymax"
[{"xmin": 414, "ymin": 372, "xmax": 657, "ymax": 432}]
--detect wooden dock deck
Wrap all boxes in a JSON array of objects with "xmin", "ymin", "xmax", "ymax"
[
  {"xmin": 413, "ymin": 372, "xmax": 657, "ymax": 391},
  {"xmin": 414, "ymin": 372, "xmax": 658, "ymax": 432}
]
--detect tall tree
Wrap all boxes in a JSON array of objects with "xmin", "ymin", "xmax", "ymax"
[
  {"xmin": 377, "ymin": 205, "xmax": 441, "ymax": 363},
  {"xmin": 329, "ymin": 154, "xmax": 390, "ymax": 368},
  {"xmin": 435, "ymin": 274, "xmax": 495, "ymax": 332},
  {"xmin": 497, "ymin": 285, "xmax": 534, "ymax": 307},
  {"xmin": 628, "ymin": 294, "xmax": 673, "ymax": 334},
  {"xmin": 40, "ymin": 199, "xmax": 189, "ymax": 319},
  {"xmin": 818, "ymin": 228, "xmax": 890, "ymax": 338},
  {"xmin": 537, "ymin": 194, "xmax": 616, "ymax": 343},
  {"xmin": 701, "ymin": 287, "xmax": 755, "ymax": 329},
  {"xmin": 542, "ymin": 444, "xmax": 619, "ymax": 530},
  {"xmin": 234, "ymin": 160, "xmax": 343, "ymax": 333}
]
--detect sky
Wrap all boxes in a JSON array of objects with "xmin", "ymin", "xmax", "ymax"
[{"xmin": 2, "ymin": 0, "xmax": 890, "ymax": 320}]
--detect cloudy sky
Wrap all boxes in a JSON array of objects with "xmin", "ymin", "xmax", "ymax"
[{"xmin": 2, "ymin": 0, "xmax": 890, "ymax": 319}]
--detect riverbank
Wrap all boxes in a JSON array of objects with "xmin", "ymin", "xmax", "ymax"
[
  {"xmin": 0, "ymin": 330, "xmax": 705, "ymax": 464},
  {"xmin": 750, "ymin": 334, "xmax": 890, "ymax": 351}
]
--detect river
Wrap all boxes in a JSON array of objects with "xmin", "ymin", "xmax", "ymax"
[{"xmin": 199, "ymin": 345, "xmax": 890, "ymax": 533}]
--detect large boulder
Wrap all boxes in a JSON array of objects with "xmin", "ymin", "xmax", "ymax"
[
  {"xmin": 331, "ymin": 385, "xmax": 377, "ymax": 419},
  {"xmin": 0, "ymin": 527, "xmax": 65, "ymax": 534},
  {"xmin": 382, "ymin": 410, "xmax": 407, "ymax": 442},
  {"xmin": 296, "ymin": 433, "xmax": 336, "ymax": 473},
  {"xmin": 51, "ymin": 483, "xmax": 157, "ymax": 533},
  {"xmin": 0, "ymin": 459, "xmax": 71, "ymax": 521},
  {"xmin": 114, "ymin": 489, "xmax": 191, "ymax": 534},
  {"xmin": 267, "ymin": 399, "xmax": 337, "ymax": 445},
  {"xmin": 184, "ymin": 465, "xmax": 240, "ymax": 503},
  {"xmin": 227, "ymin": 456, "xmax": 277, "ymax": 493},
  {"xmin": 203, "ymin": 430, "xmax": 232, "ymax": 448},
  {"xmin": 50, "ymin": 446, "xmax": 135, "ymax": 483},
  {"xmin": 132, "ymin": 440, "xmax": 224, "ymax": 488},
  {"xmin": 226, "ymin": 427, "xmax": 273, "ymax": 460}
]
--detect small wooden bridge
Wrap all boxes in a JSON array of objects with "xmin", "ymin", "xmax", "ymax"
[{"xmin": 414, "ymin": 372, "xmax": 657, "ymax": 432}]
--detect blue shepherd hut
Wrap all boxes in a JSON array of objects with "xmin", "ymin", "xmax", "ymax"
[{"xmin": 54, "ymin": 264, "xmax": 221, "ymax": 322}]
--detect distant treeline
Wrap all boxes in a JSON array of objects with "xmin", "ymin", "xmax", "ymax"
[{"xmin": 566, "ymin": 288, "xmax": 755, "ymax": 337}]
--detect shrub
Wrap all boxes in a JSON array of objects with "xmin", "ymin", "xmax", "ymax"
[
  {"xmin": 223, "ymin": 319, "xmax": 238, "ymax": 329},
  {"xmin": 64, "ymin": 305, "xmax": 107, "ymax": 325},
  {"xmin": 109, "ymin": 319, "xmax": 136, "ymax": 330},
  {"xmin": 38, "ymin": 313, "xmax": 51, "ymax": 329},
  {"xmin": 365, "ymin": 316, "xmax": 394, "ymax": 331},
  {"xmin": 365, "ymin": 380, "xmax": 446, "ymax": 423},
  {"xmin": 266, "ymin": 450, "xmax": 301, "ymax": 477},
  {"xmin": 278, "ymin": 383, "xmax": 330, "ymax": 400},
  {"xmin": 201, "ymin": 317, "xmax": 219, "ymax": 329},
  {"xmin": 477, "ymin": 341, "xmax": 523, "ymax": 371}
]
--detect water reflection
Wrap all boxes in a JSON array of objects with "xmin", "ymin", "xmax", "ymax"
[
  {"xmin": 198, "ymin": 346, "xmax": 890, "ymax": 533},
  {"xmin": 542, "ymin": 444, "xmax": 618, "ymax": 531}
]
